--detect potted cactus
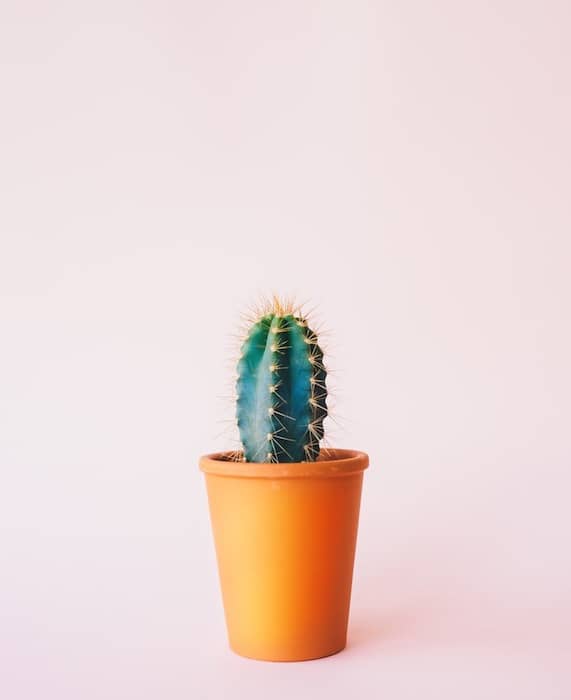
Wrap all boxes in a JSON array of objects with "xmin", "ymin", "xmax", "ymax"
[{"xmin": 200, "ymin": 297, "xmax": 369, "ymax": 661}]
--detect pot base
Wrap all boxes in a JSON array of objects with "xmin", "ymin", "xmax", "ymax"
[{"xmin": 229, "ymin": 641, "xmax": 346, "ymax": 663}]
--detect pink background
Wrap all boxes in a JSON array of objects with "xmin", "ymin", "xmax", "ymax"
[{"xmin": 1, "ymin": 1, "xmax": 570, "ymax": 698}]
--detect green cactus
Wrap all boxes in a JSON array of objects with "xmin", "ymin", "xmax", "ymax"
[{"xmin": 236, "ymin": 299, "xmax": 327, "ymax": 463}]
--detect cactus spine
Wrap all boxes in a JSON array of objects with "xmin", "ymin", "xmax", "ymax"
[{"xmin": 236, "ymin": 300, "xmax": 327, "ymax": 463}]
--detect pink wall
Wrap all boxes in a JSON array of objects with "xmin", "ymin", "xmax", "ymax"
[{"xmin": 1, "ymin": 1, "xmax": 570, "ymax": 698}]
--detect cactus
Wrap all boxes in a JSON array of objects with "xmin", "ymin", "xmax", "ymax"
[{"xmin": 236, "ymin": 299, "xmax": 327, "ymax": 463}]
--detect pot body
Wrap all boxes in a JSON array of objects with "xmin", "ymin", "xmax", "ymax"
[{"xmin": 200, "ymin": 449, "xmax": 368, "ymax": 661}]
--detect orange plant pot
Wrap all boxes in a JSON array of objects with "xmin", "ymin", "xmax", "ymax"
[{"xmin": 200, "ymin": 448, "xmax": 369, "ymax": 662}]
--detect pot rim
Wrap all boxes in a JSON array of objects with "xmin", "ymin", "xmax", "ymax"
[{"xmin": 199, "ymin": 448, "xmax": 368, "ymax": 479}]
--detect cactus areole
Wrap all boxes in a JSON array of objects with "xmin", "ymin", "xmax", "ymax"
[{"xmin": 236, "ymin": 306, "xmax": 327, "ymax": 463}]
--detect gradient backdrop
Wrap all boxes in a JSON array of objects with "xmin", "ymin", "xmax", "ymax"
[{"xmin": 1, "ymin": 1, "xmax": 570, "ymax": 698}]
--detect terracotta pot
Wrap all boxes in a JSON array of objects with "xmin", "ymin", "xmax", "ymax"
[{"xmin": 200, "ymin": 448, "xmax": 369, "ymax": 661}]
